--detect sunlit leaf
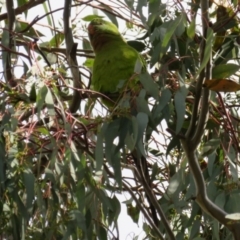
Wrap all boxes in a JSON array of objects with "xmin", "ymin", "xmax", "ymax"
[
  {"xmin": 187, "ymin": 19, "xmax": 196, "ymax": 39},
  {"xmin": 203, "ymin": 79, "xmax": 240, "ymax": 92},
  {"xmin": 226, "ymin": 213, "xmax": 240, "ymax": 220}
]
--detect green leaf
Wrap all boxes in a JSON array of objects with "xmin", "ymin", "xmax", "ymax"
[
  {"xmin": 47, "ymin": 53, "xmax": 57, "ymax": 64},
  {"xmin": 228, "ymin": 158, "xmax": 238, "ymax": 182},
  {"xmin": 201, "ymin": 138, "xmax": 220, "ymax": 157},
  {"xmin": 214, "ymin": 34, "xmax": 235, "ymax": 65},
  {"xmin": 115, "ymin": 117, "xmax": 131, "ymax": 154},
  {"xmin": 149, "ymin": 0, "xmax": 161, "ymax": 18},
  {"xmin": 226, "ymin": 145, "xmax": 237, "ymax": 181},
  {"xmin": 82, "ymin": 37, "xmax": 92, "ymax": 50},
  {"xmin": 105, "ymin": 121, "xmax": 118, "ymax": 165},
  {"xmin": 95, "ymin": 124, "xmax": 104, "ymax": 171},
  {"xmin": 175, "ymin": 15, "xmax": 186, "ymax": 36},
  {"xmin": 127, "ymin": 40, "xmax": 146, "ymax": 52},
  {"xmin": 45, "ymin": 89, "xmax": 55, "ymax": 116},
  {"xmin": 1, "ymin": 29, "xmax": 10, "ymax": 80},
  {"xmin": 187, "ymin": 19, "xmax": 196, "ymax": 39},
  {"xmin": 125, "ymin": 116, "xmax": 138, "ymax": 151},
  {"xmin": 189, "ymin": 220, "xmax": 200, "ymax": 239},
  {"xmin": 82, "ymin": 15, "xmax": 104, "ymax": 22},
  {"xmin": 99, "ymin": 6, "xmax": 118, "ymax": 26},
  {"xmin": 96, "ymin": 189, "xmax": 113, "ymax": 211},
  {"xmin": 17, "ymin": 0, "xmax": 28, "ymax": 7},
  {"xmin": 83, "ymin": 58, "xmax": 94, "ymax": 68},
  {"xmin": 23, "ymin": 169, "xmax": 35, "ymax": 215},
  {"xmin": 104, "ymin": 121, "xmax": 123, "ymax": 186},
  {"xmin": 11, "ymin": 214, "xmax": 21, "ymax": 239},
  {"xmin": 207, "ymin": 153, "xmax": 215, "ymax": 177},
  {"xmin": 139, "ymin": 72, "xmax": 159, "ymax": 99},
  {"xmin": 151, "ymin": 162, "xmax": 159, "ymax": 180},
  {"xmin": 150, "ymin": 41, "xmax": 161, "ymax": 65},
  {"xmin": 166, "ymin": 137, "xmax": 180, "ymax": 156},
  {"xmin": 153, "ymin": 88, "xmax": 172, "ymax": 118},
  {"xmin": 108, "ymin": 196, "xmax": 121, "ymax": 225},
  {"xmin": 36, "ymin": 85, "xmax": 48, "ymax": 114},
  {"xmin": 127, "ymin": 203, "xmax": 140, "ymax": 223},
  {"xmin": 49, "ymin": 33, "xmax": 64, "ymax": 47},
  {"xmin": 43, "ymin": 2, "xmax": 52, "ymax": 28},
  {"xmin": 212, "ymin": 64, "xmax": 239, "ymax": 79},
  {"xmin": 187, "ymin": 202, "xmax": 200, "ymax": 227},
  {"xmin": 225, "ymin": 192, "xmax": 240, "ymax": 212},
  {"xmin": 196, "ymin": 28, "xmax": 213, "ymax": 76},
  {"xmin": 98, "ymin": 226, "xmax": 107, "ymax": 240},
  {"xmin": 207, "ymin": 180, "xmax": 217, "ymax": 201},
  {"xmin": 69, "ymin": 210, "xmax": 86, "ymax": 230},
  {"xmin": 29, "ymin": 83, "xmax": 37, "ymax": 102},
  {"xmin": 111, "ymin": 147, "xmax": 122, "ymax": 187},
  {"xmin": 136, "ymin": 0, "xmax": 147, "ymax": 24},
  {"xmin": 0, "ymin": 136, "xmax": 6, "ymax": 187},
  {"xmin": 70, "ymin": 141, "xmax": 80, "ymax": 162},
  {"xmin": 76, "ymin": 183, "xmax": 85, "ymax": 212},
  {"xmin": 174, "ymin": 91, "xmax": 185, "ymax": 134},
  {"xmin": 215, "ymin": 192, "xmax": 226, "ymax": 208},
  {"xmin": 124, "ymin": 0, "xmax": 134, "ymax": 10},
  {"xmin": 134, "ymin": 58, "xmax": 143, "ymax": 74},
  {"xmin": 14, "ymin": 193, "xmax": 28, "ymax": 220},
  {"xmin": 136, "ymin": 90, "xmax": 151, "ymax": 116},
  {"xmin": 166, "ymin": 174, "xmax": 180, "ymax": 199},
  {"xmin": 162, "ymin": 15, "xmax": 183, "ymax": 48},
  {"xmin": 136, "ymin": 112, "xmax": 148, "ymax": 157}
]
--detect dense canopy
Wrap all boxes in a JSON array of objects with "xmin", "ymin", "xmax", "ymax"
[{"xmin": 1, "ymin": 0, "xmax": 240, "ymax": 239}]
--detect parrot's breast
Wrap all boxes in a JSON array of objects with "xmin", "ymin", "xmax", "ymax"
[{"xmin": 92, "ymin": 42, "xmax": 142, "ymax": 94}]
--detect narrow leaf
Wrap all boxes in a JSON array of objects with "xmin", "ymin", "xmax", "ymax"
[
  {"xmin": 23, "ymin": 169, "xmax": 35, "ymax": 214},
  {"xmin": 162, "ymin": 16, "xmax": 183, "ymax": 47},
  {"xmin": 212, "ymin": 64, "xmax": 239, "ymax": 79},
  {"xmin": 174, "ymin": 91, "xmax": 185, "ymax": 133},
  {"xmin": 196, "ymin": 28, "xmax": 213, "ymax": 76},
  {"xmin": 187, "ymin": 19, "xmax": 196, "ymax": 39},
  {"xmin": 139, "ymin": 72, "xmax": 159, "ymax": 99}
]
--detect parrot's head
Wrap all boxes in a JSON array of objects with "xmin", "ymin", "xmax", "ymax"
[{"xmin": 88, "ymin": 18, "xmax": 125, "ymax": 52}]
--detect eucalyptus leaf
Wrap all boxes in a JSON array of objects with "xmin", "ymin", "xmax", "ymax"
[
  {"xmin": 212, "ymin": 64, "xmax": 239, "ymax": 79},
  {"xmin": 174, "ymin": 91, "xmax": 185, "ymax": 133}
]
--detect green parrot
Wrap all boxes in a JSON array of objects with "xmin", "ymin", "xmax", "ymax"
[
  {"xmin": 88, "ymin": 18, "xmax": 145, "ymax": 107},
  {"xmin": 88, "ymin": 18, "xmax": 159, "ymax": 227}
]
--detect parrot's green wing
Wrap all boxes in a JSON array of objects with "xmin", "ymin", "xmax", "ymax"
[
  {"xmin": 88, "ymin": 18, "xmax": 145, "ymax": 103},
  {"xmin": 92, "ymin": 43, "xmax": 144, "ymax": 93}
]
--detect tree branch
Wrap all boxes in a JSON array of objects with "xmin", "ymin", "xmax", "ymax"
[
  {"xmin": 63, "ymin": 0, "xmax": 82, "ymax": 113},
  {"xmin": 0, "ymin": 0, "xmax": 47, "ymax": 21},
  {"xmin": 3, "ymin": 0, "xmax": 17, "ymax": 87},
  {"xmin": 182, "ymin": 0, "xmax": 240, "ymax": 238},
  {"xmin": 104, "ymin": 164, "xmax": 165, "ymax": 240}
]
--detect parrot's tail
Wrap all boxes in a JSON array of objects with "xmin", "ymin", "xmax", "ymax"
[{"xmin": 131, "ymin": 150, "xmax": 159, "ymax": 227}]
